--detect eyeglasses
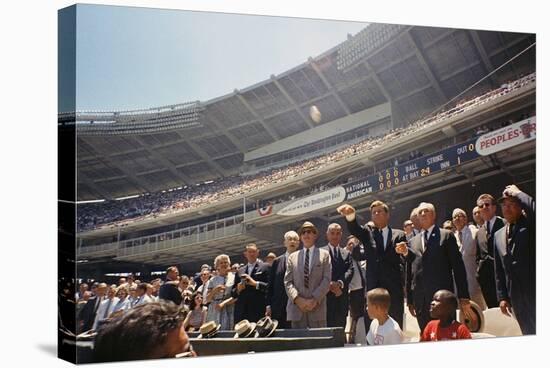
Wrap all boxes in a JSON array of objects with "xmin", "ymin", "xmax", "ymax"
[
  {"xmin": 478, "ymin": 202, "xmax": 493, "ymax": 208},
  {"xmin": 453, "ymin": 214, "xmax": 466, "ymax": 219},
  {"xmin": 302, "ymin": 229, "xmax": 316, "ymax": 234}
]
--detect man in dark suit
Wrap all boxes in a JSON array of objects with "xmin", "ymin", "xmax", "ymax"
[
  {"xmin": 158, "ymin": 266, "xmax": 182, "ymax": 306},
  {"xmin": 266, "ymin": 231, "xmax": 300, "ymax": 328},
  {"xmin": 475, "ymin": 193, "xmax": 506, "ymax": 308},
  {"xmin": 494, "ymin": 185, "xmax": 535, "ymax": 334},
  {"xmin": 345, "ymin": 235, "xmax": 367, "ymax": 343},
  {"xmin": 337, "ymin": 200, "xmax": 407, "ymax": 329},
  {"xmin": 321, "ymin": 223, "xmax": 353, "ymax": 329},
  {"xmin": 233, "ymin": 243, "xmax": 270, "ymax": 323},
  {"xmin": 396, "ymin": 202, "xmax": 475, "ymax": 334},
  {"xmin": 78, "ymin": 282, "xmax": 107, "ymax": 332}
]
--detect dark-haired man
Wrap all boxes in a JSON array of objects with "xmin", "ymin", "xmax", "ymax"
[
  {"xmin": 337, "ymin": 200, "xmax": 407, "ymax": 329},
  {"xmin": 494, "ymin": 185, "xmax": 535, "ymax": 334},
  {"xmin": 94, "ymin": 302, "xmax": 196, "ymax": 362},
  {"xmin": 159, "ymin": 266, "xmax": 182, "ymax": 306},
  {"xmin": 475, "ymin": 193, "xmax": 506, "ymax": 308},
  {"xmin": 233, "ymin": 243, "xmax": 270, "ymax": 323}
]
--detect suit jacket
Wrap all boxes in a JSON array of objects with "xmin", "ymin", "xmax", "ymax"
[
  {"xmin": 284, "ymin": 246, "xmax": 331, "ymax": 322},
  {"xmin": 232, "ymin": 260, "xmax": 270, "ymax": 322},
  {"xmin": 93, "ymin": 297, "xmax": 120, "ymax": 330},
  {"xmin": 159, "ymin": 281, "xmax": 182, "ymax": 306},
  {"xmin": 267, "ymin": 254, "xmax": 289, "ymax": 322},
  {"xmin": 404, "ymin": 227, "xmax": 470, "ymax": 312},
  {"xmin": 494, "ymin": 192, "xmax": 535, "ymax": 328},
  {"xmin": 476, "ymin": 216, "xmax": 506, "ymax": 279},
  {"xmin": 347, "ymin": 219, "xmax": 407, "ymax": 297},
  {"xmin": 320, "ymin": 244, "xmax": 353, "ymax": 295},
  {"xmin": 78, "ymin": 296, "xmax": 102, "ymax": 332}
]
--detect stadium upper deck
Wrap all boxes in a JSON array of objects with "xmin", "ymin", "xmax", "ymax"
[
  {"xmin": 77, "ymin": 72, "xmax": 535, "ymax": 237},
  {"xmin": 66, "ymin": 24, "xmax": 535, "ymax": 202}
]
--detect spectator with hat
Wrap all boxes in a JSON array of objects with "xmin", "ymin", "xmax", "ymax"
[
  {"xmin": 284, "ymin": 221, "xmax": 331, "ymax": 328},
  {"xmin": 494, "ymin": 185, "xmax": 535, "ymax": 334},
  {"xmin": 264, "ymin": 252, "xmax": 277, "ymax": 266}
]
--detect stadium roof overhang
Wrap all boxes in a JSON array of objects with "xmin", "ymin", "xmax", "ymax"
[{"xmin": 69, "ymin": 24, "xmax": 535, "ymax": 201}]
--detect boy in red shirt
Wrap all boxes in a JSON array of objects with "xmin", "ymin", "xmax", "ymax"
[{"xmin": 421, "ymin": 289, "xmax": 472, "ymax": 341}]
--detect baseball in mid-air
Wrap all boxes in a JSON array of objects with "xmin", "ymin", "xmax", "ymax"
[{"xmin": 309, "ymin": 105, "xmax": 322, "ymax": 124}]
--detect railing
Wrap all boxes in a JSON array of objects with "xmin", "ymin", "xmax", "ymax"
[
  {"xmin": 116, "ymin": 222, "xmax": 245, "ymax": 258},
  {"xmin": 78, "ymin": 214, "xmax": 246, "ymax": 258},
  {"xmin": 77, "ymin": 72, "xmax": 535, "ymax": 233}
]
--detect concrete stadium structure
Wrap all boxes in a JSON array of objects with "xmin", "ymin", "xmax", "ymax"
[{"xmin": 65, "ymin": 23, "xmax": 535, "ymax": 279}]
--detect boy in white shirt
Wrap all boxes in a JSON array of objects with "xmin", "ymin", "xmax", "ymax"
[{"xmin": 366, "ymin": 288, "xmax": 404, "ymax": 345}]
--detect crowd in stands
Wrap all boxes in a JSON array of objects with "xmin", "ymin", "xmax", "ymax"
[
  {"xmin": 77, "ymin": 72, "xmax": 535, "ymax": 232},
  {"xmin": 60, "ymin": 183, "xmax": 535, "ymax": 362}
]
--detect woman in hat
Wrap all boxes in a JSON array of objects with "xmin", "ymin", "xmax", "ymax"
[{"xmin": 205, "ymin": 254, "xmax": 236, "ymax": 330}]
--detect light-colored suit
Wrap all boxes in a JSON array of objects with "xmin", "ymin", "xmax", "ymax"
[
  {"xmin": 93, "ymin": 297, "xmax": 119, "ymax": 330},
  {"xmin": 284, "ymin": 246, "xmax": 331, "ymax": 327},
  {"xmin": 455, "ymin": 225, "xmax": 487, "ymax": 310}
]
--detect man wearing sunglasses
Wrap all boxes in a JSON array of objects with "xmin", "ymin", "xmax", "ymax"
[
  {"xmin": 284, "ymin": 221, "xmax": 331, "ymax": 328},
  {"xmin": 475, "ymin": 193, "xmax": 506, "ymax": 308}
]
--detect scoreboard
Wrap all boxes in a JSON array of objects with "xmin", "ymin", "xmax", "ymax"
[{"xmin": 343, "ymin": 137, "xmax": 480, "ymax": 200}]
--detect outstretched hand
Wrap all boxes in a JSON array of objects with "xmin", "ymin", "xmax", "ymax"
[{"xmin": 337, "ymin": 204, "xmax": 356, "ymax": 217}]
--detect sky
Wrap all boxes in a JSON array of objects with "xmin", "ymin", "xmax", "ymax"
[{"xmin": 66, "ymin": 4, "xmax": 368, "ymax": 112}]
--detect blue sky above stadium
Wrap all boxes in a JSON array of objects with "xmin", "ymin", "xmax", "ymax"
[{"xmin": 67, "ymin": 4, "xmax": 367, "ymax": 112}]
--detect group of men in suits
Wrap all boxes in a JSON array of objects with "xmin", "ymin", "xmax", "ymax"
[{"xmin": 79, "ymin": 184, "xmax": 535, "ymax": 338}]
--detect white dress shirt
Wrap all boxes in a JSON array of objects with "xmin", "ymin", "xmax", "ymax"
[{"xmin": 93, "ymin": 297, "xmax": 119, "ymax": 330}]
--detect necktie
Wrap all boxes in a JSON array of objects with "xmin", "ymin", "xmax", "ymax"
[
  {"xmin": 374, "ymin": 229, "xmax": 384, "ymax": 255},
  {"xmin": 423, "ymin": 231, "xmax": 429, "ymax": 253},
  {"xmin": 93, "ymin": 297, "xmax": 102, "ymax": 314},
  {"xmin": 507, "ymin": 224, "xmax": 515, "ymax": 254},
  {"xmin": 332, "ymin": 246, "xmax": 340, "ymax": 261},
  {"xmin": 458, "ymin": 230, "xmax": 463, "ymax": 245},
  {"xmin": 486, "ymin": 221, "xmax": 491, "ymax": 237},
  {"xmin": 304, "ymin": 248, "xmax": 310, "ymax": 289},
  {"xmin": 103, "ymin": 298, "xmax": 112, "ymax": 319}
]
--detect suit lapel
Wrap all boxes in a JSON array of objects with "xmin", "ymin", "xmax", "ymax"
[
  {"xmin": 385, "ymin": 228, "xmax": 393, "ymax": 254},
  {"xmin": 509, "ymin": 219, "xmax": 525, "ymax": 255},
  {"xmin": 431, "ymin": 226, "xmax": 441, "ymax": 248},
  {"xmin": 251, "ymin": 261, "xmax": 259, "ymax": 275},
  {"xmin": 310, "ymin": 247, "xmax": 320, "ymax": 269},
  {"xmin": 279, "ymin": 256, "xmax": 286, "ymax": 274},
  {"xmin": 412, "ymin": 233, "xmax": 423, "ymax": 254},
  {"xmin": 298, "ymin": 249, "xmax": 305, "ymax": 276},
  {"xmin": 495, "ymin": 227, "xmax": 508, "ymax": 257}
]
